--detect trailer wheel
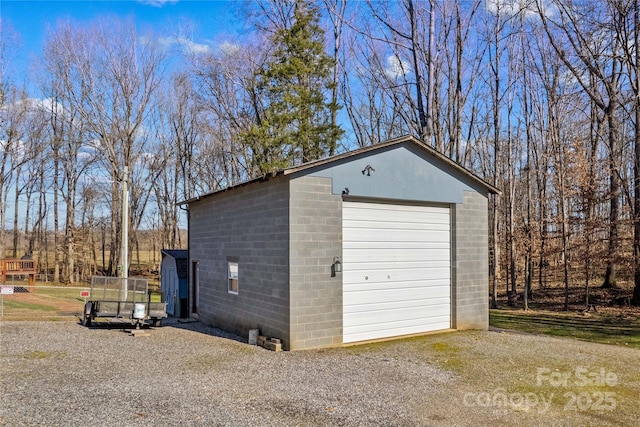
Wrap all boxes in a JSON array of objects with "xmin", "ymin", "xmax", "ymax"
[
  {"xmin": 82, "ymin": 303, "xmax": 92, "ymax": 327},
  {"xmin": 152, "ymin": 318, "xmax": 162, "ymax": 328}
]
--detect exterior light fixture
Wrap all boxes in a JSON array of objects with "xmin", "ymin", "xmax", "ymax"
[
  {"xmin": 361, "ymin": 165, "xmax": 375, "ymax": 176},
  {"xmin": 331, "ymin": 257, "xmax": 342, "ymax": 277}
]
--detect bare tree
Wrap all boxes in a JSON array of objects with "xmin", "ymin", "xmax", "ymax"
[
  {"xmin": 0, "ymin": 87, "xmax": 34, "ymax": 259},
  {"xmin": 538, "ymin": 0, "xmax": 625, "ymax": 288},
  {"xmin": 0, "ymin": 22, "xmax": 26, "ymax": 259},
  {"xmin": 45, "ymin": 18, "xmax": 164, "ymax": 277},
  {"xmin": 189, "ymin": 37, "xmax": 270, "ymax": 184},
  {"xmin": 618, "ymin": 0, "xmax": 640, "ymax": 304}
]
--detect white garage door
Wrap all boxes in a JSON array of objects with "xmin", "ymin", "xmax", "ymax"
[{"xmin": 342, "ymin": 201, "xmax": 451, "ymax": 343}]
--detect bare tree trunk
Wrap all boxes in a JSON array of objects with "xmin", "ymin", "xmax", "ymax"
[
  {"xmin": 12, "ymin": 164, "xmax": 21, "ymax": 258},
  {"xmin": 52, "ymin": 122, "xmax": 60, "ymax": 282},
  {"xmin": 584, "ymin": 94, "xmax": 600, "ymax": 307},
  {"xmin": 602, "ymin": 107, "xmax": 619, "ymax": 288},
  {"xmin": 22, "ymin": 181, "xmax": 31, "ymax": 256},
  {"xmin": 425, "ymin": 0, "xmax": 436, "ymax": 145},
  {"xmin": 109, "ymin": 181, "xmax": 119, "ymax": 276},
  {"xmin": 453, "ymin": 0, "xmax": 463, "ymax": 162},
  {"xmin": 64, "ymin": 194, "xmax": 75, "ymax": 283},
  {"xmin": 550, "ymin": 107, "xmax": 570, "ymax": 310},
  {"xmin": 323, "ymin": 0, "xmax": 346, "ymax": 156},
  {"xmin": 506, "ymin": 113, "xmax": 516, "ymax": 296},
  {"xmin": 523, "ymin": 59, "xmax": 532, "ymax": 310},
  {"xmin": 407, "ymin": 0, "xmax": 430, "ymax": 143},
  {"xmin": 632, "ymin": 0, "xmax": 640, "ymax": 305},
  {"xmin": 491, "ymin": 193, "xmax": 499, "ymax": 309},
  {"xmin": 489, "ymin": 12, "xmax": 502, "ymax": 309}
]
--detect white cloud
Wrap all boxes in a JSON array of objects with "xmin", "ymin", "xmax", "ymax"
[
  {"xmin": 81, "ymin": 174, "xmax": 111, "ymax": 185},
  {"xmin": 180, "ymin": 38, "xmax": 211, "ymax": 55},
  {"xmin": 485, "ymin": 0, "xmax": 556, "ymax": 20},
  {"xmin": 485, "ymin": 0, "xmax": 517, "ymax": 16},
  {"xmin": 384, "ymin": 55, "xmax": 410, "ymax": 79},
  {"xmin": 156, "ymin": 36, "xmax": 175, "ymax": 51},
  {"xmin": 31, "ymin": 97, "xmax": 64, "ymax": 115},
  {"xmin": 158, "ymin": 36, "xmax": 211, "ymax": 55},
  {"xmin": 137, "ymin": 0, "xmax": 178, "ymax": 8},
  {"xmin": 219, "ymin": 41, "xmax": 241, "ymax": 56},
  {"xmin": 76, "ymin": 151, "xmax": 93, "ymax": 162},
  {"xmin": 1, "ymin": 97, "xmax": 49, "ymax": 114}
]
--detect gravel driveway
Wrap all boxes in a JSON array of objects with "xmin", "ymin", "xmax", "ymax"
[{"xmin": 1, "ymin": 319, "xmax": 638, "ymax": 426}]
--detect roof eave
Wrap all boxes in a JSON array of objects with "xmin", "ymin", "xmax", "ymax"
[{"xmin": 178, "ymin": 134, "xmax": 501, "ymax": 206}]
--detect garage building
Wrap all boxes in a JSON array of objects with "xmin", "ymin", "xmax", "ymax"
[{"xmin": 182, "ymin": 135, "xmax": 499, "ymax": 350}]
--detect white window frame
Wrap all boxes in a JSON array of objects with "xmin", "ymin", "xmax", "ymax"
[{"xmin": 228, "ymin": 261, "xmax": 239, "ymax": 294}]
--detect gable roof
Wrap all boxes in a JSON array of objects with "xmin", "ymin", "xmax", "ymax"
[
  {"xmin": 285, "ymin": 135, "xmax": 500, "ymax": 194},
  {"xmin": 179, "ymin": 135, "xmax": 500, "ymax": 206}
]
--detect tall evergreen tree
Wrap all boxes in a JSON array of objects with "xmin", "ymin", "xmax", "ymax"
[{"xmin": 243, "ymin": 0, "xmax": 343, "ymax": 174}]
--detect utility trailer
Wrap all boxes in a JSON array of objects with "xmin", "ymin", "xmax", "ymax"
[{"xmin": 83, "ymin": 276, "xmax": 167, "ymax": 328}]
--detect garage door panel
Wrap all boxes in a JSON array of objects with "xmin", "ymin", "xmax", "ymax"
[
  {"xmin": 344, "ymin": 229, "xmax": 450, "ymax": 244},
  {"xmin": 343, "ymin": 241, "xmax": 450, "ymax": 250},
  {"xmin": 344, "ymin": 283, "xmax": 450, "ymax": 299},
  {"xmin": 344, "ymin": 279, "xmax": 450, "ymax": 293},
  {"xmin": 343, "ymin": 201, "xmax": 451, "ymax": 344},
  {"xmin": 343, "ymin": 295, "xmax": 450, "ymax": 312},
  {"xmin": 343, "ymin": 205, "xmax": 450, "ymax": 222},
  {"xmin": 343, "ymin": 246, "xmax": 451, "ymax": 262},
  {"xmin": 345, "ymin": 303, "xmax": 450, "ymax": 322},
  {"xmin": 346, "ymin": 314, "xmax": 451, "ymax": 331},
  {"xmin": 343, "ymin": 268, "xmax": 449, "ymax": 285},
  {"xmin": 343, "ymin": 219, "xmax": 450, "ymax": 232},
  {"xmin": 342, "ymin": 256, "xmax": 451, "ymax": 271},
  {"xmin": 344, "ymin": 300, "xmax": 449, "ymax": 320},
  {"xmin": 344, "ymin": 218, "xmax": 449, "ymax": 231},
  {"xmin": 344, "ymin": 288, "xmax": 449, "ymax": 307},
  {"xmin": 345, "ymin": 319, "xmax": 452, "ymax": 343},
  {"xmin": 344, "ymin": 269, "xmax": 450, "ymax": 285}
]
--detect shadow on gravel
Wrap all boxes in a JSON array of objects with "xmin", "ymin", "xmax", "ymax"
[
  {"xmin": 75, "ymin": 316, "xmax": 250, "ymax": 345},
  {"xmin": 77, "ymin": 319, "xmax": 154, "ymax": 332},
  {"xmin": 161, "ymin": 317, "xmax": 247, "ymax": 344}
]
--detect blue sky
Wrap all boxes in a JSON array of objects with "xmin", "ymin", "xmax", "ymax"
[{"xmin": 1, "ymin": 0, "xmax": 249, "ymax": 80}]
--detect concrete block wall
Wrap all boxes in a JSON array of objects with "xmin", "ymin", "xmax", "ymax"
[
  {"xmin": 188, "ymin": 178, "xmax": 291, "ymax": 344},
  {"xmin": 289, "ymin": 176, "xmax": 343, "ymax": 350},
  {"xmin": 453, "ymin": 191, "xmax": 489, "ymax": 329}
]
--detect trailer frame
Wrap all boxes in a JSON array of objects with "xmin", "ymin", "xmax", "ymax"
[{"xmin": 83, "ymin": 276, "xmax": 167, "ymax": 328}]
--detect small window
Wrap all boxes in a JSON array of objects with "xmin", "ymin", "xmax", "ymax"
[{"xmin": 228, "ymin": 261, "xmax": 239, "ymax": 294}]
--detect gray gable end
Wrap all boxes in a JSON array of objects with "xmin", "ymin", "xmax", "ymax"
[
  {"xmin": 301, "ymin": 141, "xmax": 485, "ymax": 204},
  {"xmin": 179, "ymin": 135, "xmax": 498, "ymax": 207}
]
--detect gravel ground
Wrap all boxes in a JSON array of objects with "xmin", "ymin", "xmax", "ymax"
[{"xmin": 1, "ymin": 319, "xmax": 638, "ymax": 427}]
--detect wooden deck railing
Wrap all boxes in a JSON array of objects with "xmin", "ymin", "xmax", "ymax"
[{"xmin": 1, "ymin": 259, "xmax": 37, "ymax": 285}]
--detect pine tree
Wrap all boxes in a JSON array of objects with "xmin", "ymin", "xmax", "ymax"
[{"xmin": 243, "ymin": 0, "xmax": 343, "ymax": 175}]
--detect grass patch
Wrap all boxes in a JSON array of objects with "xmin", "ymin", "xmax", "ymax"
[
  {"xmin": 490, "ymin": 309, "xmax": 640, "ymax": 349},
  {"xmin": 430, "ymin": 341, "xmax": 461, "ymax": 353},
  {"xmin": 4, "ymin": 300, "xmax": 57, "ymax": 312},
  {"xmin": 22, "ymin": 350, "xmax": 66, "ymax": 360},
  {"xmin": 23, "ymin": 351, "xmax": 50, "ymax": 359},
  {"xmin": 35, "ymin": 287, "xmax": 88, "ymax": 300},
  {"xmin": 405, "ymin": 330, "xmax": 638, "ymax": 424},
  {"xmin": 427, "ymin": 341, "xmax": 467, "ymax": 371}
]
